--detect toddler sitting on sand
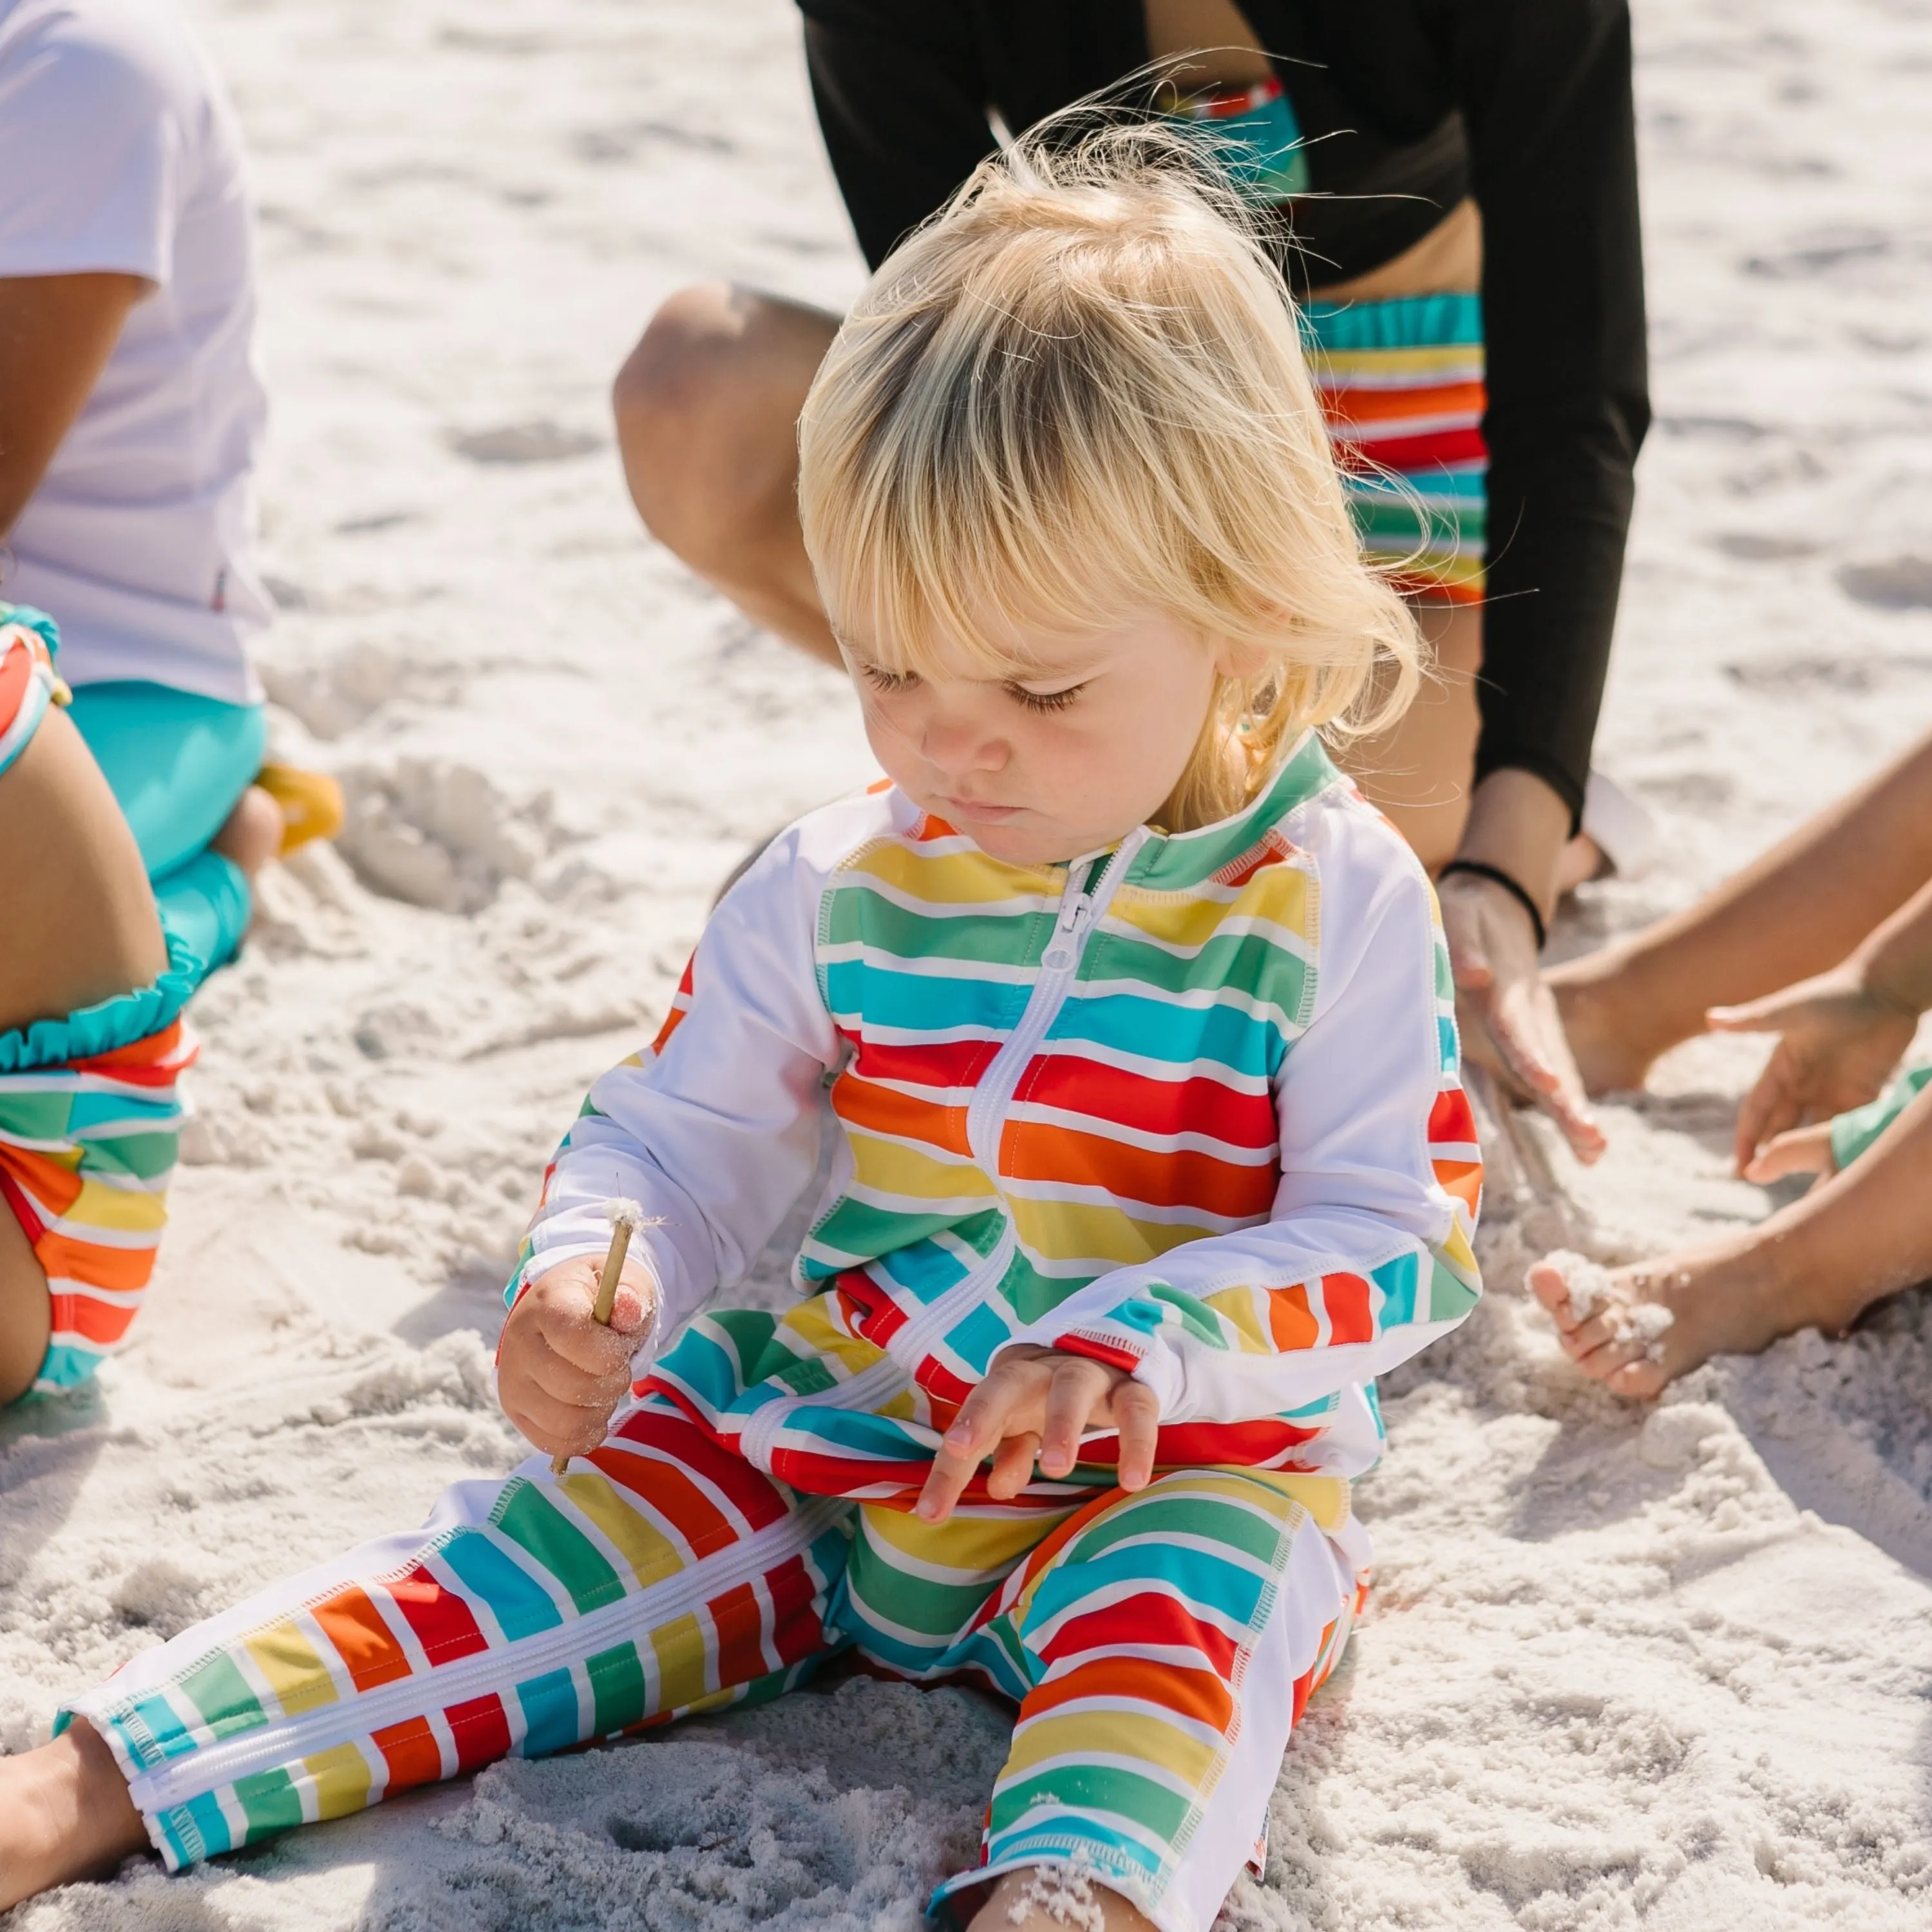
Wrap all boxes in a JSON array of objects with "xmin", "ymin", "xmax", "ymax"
[
  {"xmin": 0, "ymin": 127, "xmax": 1482, "ymax": 1932},
  {"xmin": 1534, "ymin": 730, "xmax": 1932, "ymax": 1396}
]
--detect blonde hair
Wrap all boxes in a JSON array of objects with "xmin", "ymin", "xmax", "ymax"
[{"xmin": 797, "ymin": 117, "xmax": 1423, "ymax": 833}]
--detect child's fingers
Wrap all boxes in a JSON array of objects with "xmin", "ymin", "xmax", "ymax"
[
  {"xmin": 919, "ymin": 1372, "xmax": 1025, "ymax": 1522},
  {"xmin": 1733, "ymin": 1056, "xmax": 1801, "ymax": 1177},
  {"xmin": 506, "ymin": 1378, "xmax": 616, "ymax": 1457},
  {"xmin": 1111, "ymin": 1381, "xmax": 1160, "ymax": 1492},
  {"xmin": 985, "ymin": 1432, "xmax": 1040, "ymax": 1501},
  {"xmin": 1744, "ymin": 1123, "xmax": 1835, "ymax": 1184},
  {"xmin": 533, "ymin": 1267, "xmax": 654, "ymax": 1377},
  {"xmin": 1038, "ymin": 1358, "xmax": 1109, "ymax": 1478}
]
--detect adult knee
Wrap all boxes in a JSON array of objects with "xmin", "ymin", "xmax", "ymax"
[{"xmin": 614, "ymin": 284, "xmax": 779, "ymax": 574}]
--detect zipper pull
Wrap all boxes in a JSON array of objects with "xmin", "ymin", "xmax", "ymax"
[{"xmin": 1042, "ymin": 875, "xmax": 1095, "ymax": 972}]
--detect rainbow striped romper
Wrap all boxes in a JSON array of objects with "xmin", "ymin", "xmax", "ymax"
[{"xmin": 62, "ymin": 735, "xmax": 1482, "ymax": 1931}]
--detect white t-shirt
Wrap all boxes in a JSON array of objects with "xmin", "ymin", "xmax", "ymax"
[{"xmin": 0, "ymin": 0, "xmax": 267, "ymax": 703}]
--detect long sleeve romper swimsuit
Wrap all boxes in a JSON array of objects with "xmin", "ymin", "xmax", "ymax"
[{"xmin": 62, "ymin": 736, "xmax": 1484, "ymax": 1932}]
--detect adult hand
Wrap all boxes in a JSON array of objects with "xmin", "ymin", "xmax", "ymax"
[
  {"xmin": 915, "ymin": 1345, "xmax": 1160, "ymax": 1525},
  {"xmin": 1441, "ymin": 869, "xmax": 1606, "ymax": 1164},
  {"xmin": 1708, "ymin": 966, "xmax": 1918, "ymax": 1178},
  {"xmin": 498, "ymin": 1256, "xmax": 657, "ymax": 1458}
]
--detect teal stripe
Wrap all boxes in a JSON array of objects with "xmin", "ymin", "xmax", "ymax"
[
  {"xmin": 1301, "ymin": 290, "xmax": 1483, "ymax": 354},
  {"xmin": 515, "ymin": 1667, "xmax": 583, "ymax": 1757},
  {"xmin": 437, "ymin": 1528, "xmax": 564, "ymax": 1642},
  {"xmin": 1051, "ymin": 991, "xmax": 1289, "ymax": 1083}
]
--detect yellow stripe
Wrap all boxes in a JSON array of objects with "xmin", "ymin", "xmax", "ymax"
[
  {"xmin": 650, "ymin": 1611, "xmax": 714, "ymax": 1709},
  {"xmin": 1108, "ymin": 873, "xmax": 1312, "ymax": 951},
  {"xmin": 848, "ymin": 1132, "xmax": 996, "ymax": 1203},
  {"xmin": 860, "ymin": 1501, "xmax": 1054, "ymax": 1578},
  {"xmin": 847, "ymin": 843, "xmax": 1056, "ymax": 909},
  {"xmin": 63, "ymin": 1176, "xmax": 169, "ymax": 1234},
  {"xmin": 558, "ymin": 1473, "xmax": 687, "ymax": 1590},
  {"xmin": 1312, "ymin": 345, "xmax": 1483, "ymax": 380},
  {"xmin": 773, "ymin": 1290, "xmax": 891, "ymax": 1380},
  {"xmin": 1010, "ymin": 1196, "xmax": 1218, "ymax": 1267},
  {"xmin": 1200, "ymin": 1286, "xmax": 1274, "ymax": 1354},
  {"xmin": 1003, "ymin": 1708, "xmax": 1219, "ymax": 1786},
  {"xmin": 245, "ymin": 1620, "xmax": 339, "ymax": 1717},
  {"xmin": 303, "ymin": 1739, "xmax": 374, "ymax": 1820}
]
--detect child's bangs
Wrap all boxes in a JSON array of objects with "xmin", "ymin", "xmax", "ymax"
[{"xmin": 823, "ymin": 446, "xmax": 1171, "ymax": 687}]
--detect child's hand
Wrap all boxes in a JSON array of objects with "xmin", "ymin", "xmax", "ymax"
[
  {"xmin": 1709, "ymin": 966, "xmax": 1919, "ymax": 1177},
  {"xmin": 916, "ymin": 1344, "xmax": 1160, "ymax": 1524},
  {"xmin": 498, "ymin": 1257, "xmax": 658, "ymax": 1459}
]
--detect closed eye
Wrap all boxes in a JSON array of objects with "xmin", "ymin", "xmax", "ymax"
[
  {"xmin": 858, "ymin": 662, "xmax": 920, "ymax": 696},
  {"xmin": 1007, "ymin": 681, "xmax": 1085, "ymax": 714}
]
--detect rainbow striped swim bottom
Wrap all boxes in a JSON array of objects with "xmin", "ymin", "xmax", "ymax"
[
  {"xmin": 0, "ymin": 609, "xmax": 198, "ymax": 1396},
  {"xmin": 62, "ymin": 1327, "xmax": 1369, "ymax": 1931},
  {"xmin": 1303, "ymin": 290, "xmax": 1486, "ymax": 605}
]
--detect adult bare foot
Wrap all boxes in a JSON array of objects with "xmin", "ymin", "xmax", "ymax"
[
  {"xmin": 211, "ymin": 781, "xmax": 282, "ymax": 878},
  {"xmin": 1527, "ymin": 1243, "xmax": 1835, "ymax": 1399},
  {"xmin": 1545, "ymin": 958, "xmax": 1669, "ymax": 1098},
  {"xmin": 0, "ymin": 1721, "xmax": 149, "ymax": 1909}
]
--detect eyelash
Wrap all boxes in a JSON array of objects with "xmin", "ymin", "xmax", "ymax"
[
  {"xmin": 1007, "ymin": 683, "xmax": 1083, "ymax": 714},
  {"xmin": 857, "ymin": 664, "xmax": 1083, "ymax": 713}
]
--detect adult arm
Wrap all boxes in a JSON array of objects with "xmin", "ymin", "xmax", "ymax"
[
  {"xmin": 0, "ymin": 273, "xmax": 144, "ymax": 536},
  {"xmin": 1429, "ymin": 0, "xmax": 1648, "ymax": 1159}
]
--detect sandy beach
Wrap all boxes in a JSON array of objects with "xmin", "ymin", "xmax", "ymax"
[{"xmin": 6, "ymin": 0, "xmax": 1932, "ymax": 1924}]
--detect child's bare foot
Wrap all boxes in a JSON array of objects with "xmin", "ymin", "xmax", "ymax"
[
  {"xmin": 1528, "ymin": 1242, "xmax": 1841, "ymax": 1399},
  {"xmin": 0, "ymin": 1721, "xmax": 149, "ymax": 1909},
  {"xmin": 211, "ymin": 782, "xmax": 283, "ymax": 879}
]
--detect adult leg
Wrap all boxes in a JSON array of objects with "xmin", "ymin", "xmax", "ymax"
[
  {"xmin": 613, "ymin": 285, "xmax": 842, "ymax": 666},
  {"xmin": 1530, "ymin": 1074, "xmax": 1932, "ymax": 1397},
  {"xmin": 1552, "ymin": 726, "xmax": 1932, "ymax": 1093},
  {"xmin": 1341, "ymin": 598, "xmax": 1482, "ymax": 875},
  {"xmin": 0, "ymin": 1396, "xmax": 850, "ymax": 1906}
]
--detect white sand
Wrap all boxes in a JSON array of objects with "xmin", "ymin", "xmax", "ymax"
[{"xmin": 6, "ymin": 0, "xmax": 1932, "ymax": 1924}]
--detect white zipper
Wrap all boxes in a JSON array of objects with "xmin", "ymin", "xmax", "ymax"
[
  {"xmin": 963, "ymin": 829, "xmax": 1145, "ymax": 1174},
  {"xmin": 738, "ymin": 832, "xmax": 1143, "ymax": 1468},
  {"xmin": 131, "ymin": 1490, "xmax": 853, "ymax": 1810}
]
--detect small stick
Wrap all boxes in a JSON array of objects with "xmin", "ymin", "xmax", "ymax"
[{"xmin": 551, "ymin": 1197, "xmax": 647, "ymax": 1477}]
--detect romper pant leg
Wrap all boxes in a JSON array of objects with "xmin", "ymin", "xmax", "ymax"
[
  {"xmin": 59, "ymin": 1396, "xmax": 854, "ymax": 1870},
  {"xmin": 927, "ymin": 1470, "xmax": 1368, "ymax": 1932}
]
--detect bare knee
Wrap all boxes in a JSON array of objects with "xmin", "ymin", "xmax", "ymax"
[
  {"xmin": 0, "ymin": 1190, "xmax": 50, "ymax": 1405},
  {"xmin": 612, "ymin": 284, "xmax": 831, "ymax": 578}
]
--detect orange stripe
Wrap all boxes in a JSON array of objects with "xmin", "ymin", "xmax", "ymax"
[
  {"xmin": 311, "ymin": 1586, "xmax": 414, "ymax": 1693},
  {"xmin": 372, "ymin": 1715, "xmax": 444, "ymax": 1794},
  {"xmin": 1433, "ymin": 1159, "xmax": 1481, "ymax": 1215},
  {"xmin": 1000, "ymin": 1121, "xmax": 1275, "ymax": 1219},
  {"xmin": 34, "ymin": 1230, "xmax": 156, "ymax": 1293},
  {"xmin": 1267, "ymin": 1283, "xmax": 1318, "ymax": 1351},
  {"xmin": 0, "ymin": 1143, "xmax": 84, "ymax": 1217},
  {"xmin": 1318, "ymin": 380, "xmax": 1486, "ymax": 426},
  {"xmin": 1020, "ymin": 1654, "xmax": 1233, "ymax": 1732},
  {"xmin": 831, "ymin": 1077, "xmax": 971, "ymax": 1155}
]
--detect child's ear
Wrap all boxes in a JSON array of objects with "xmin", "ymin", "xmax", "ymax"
[{"xmin": 1211, "ymin": 638, "xmax": 1274, "ymax": 683}]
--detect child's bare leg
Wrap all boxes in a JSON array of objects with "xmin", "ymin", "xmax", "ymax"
[
  {"xmin": 1530, "ymin": 1077, "xmax": 1932, "ymax": 1396},
  {"xmin": 211, "ymin": 781, "xmax": 283, "ymax": 877},
  {"xmin": 0, "ymin": 708, "xmax": 167, "ymax": 1405},
  {"xmin": 0, "ymin": 1721, "xmax": 148, "ymax": 1909},
  {"xmin": 971, "ymin": 1866, "xmax": 1156, "ymax": 1932},
  {"xmin": 1551, "ymin": 726, "xmax": 1932, "ymax": 1092}
]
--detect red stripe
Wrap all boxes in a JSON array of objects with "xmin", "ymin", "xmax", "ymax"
[
  {"xmin": 45, "ymin": 1289, "xmax": 144, "ymax": 1347},
  {"xmin": 1334, "ymin": 426, "xmax": 1488, "ymax": 471},
  {"xmin": 0, "ymin": 1166, "xmax": 50, "ymax": 1247},
  {"xmin": 1020, "ymin": 1054, "xmax": 1277, "ymax": 1149},
  {"xmin": 444, "ymin": 1692, "xmax": 511, "ymax": 1772},
  {"xmin": 1322, "ymin": 1273, "xmax": 1375, "ymax": 1346},
  {"xmin": 614, "ymin": 1406, "xmax": 791, "ymax": 1531},
  {"xmin": 1038, "ymin": 1596, "xmax": 1240, "ymax": 1676},
  {"xmin": 1429, "ymin": 1086, "xmax": 1477, "ymax": 1147},
  {"xmin": 708, "ymin": 1580, "xmax": 770, "ymax": 1688},
  {"xmin": 385, "ymin": 1565, "xmax": 488, "ymax": 1665},
  {"xmin": 766, "ymin": 1554, "xmax": 828, "ymax": 1669},
  {"xmin": 848, "ymin": 1037, "xmax": 998, "ymax": 1092}
]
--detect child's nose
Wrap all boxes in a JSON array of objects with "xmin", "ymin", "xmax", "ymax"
[{"xmin": 920, "ymin": 710, "xmax": 1007, "ymax": 777}]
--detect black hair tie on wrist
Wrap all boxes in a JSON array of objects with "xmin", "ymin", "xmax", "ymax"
[{"xmin": 1438, "ymin": 859, "xmax": 1548, "ymax": 952}]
